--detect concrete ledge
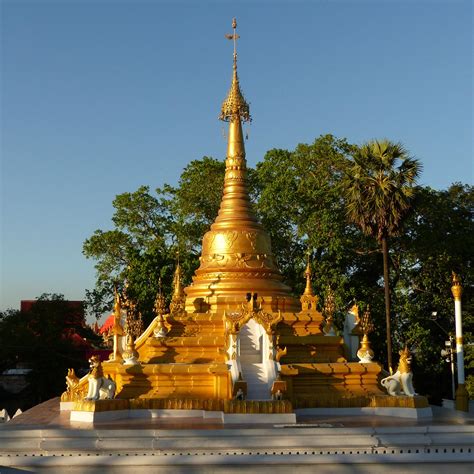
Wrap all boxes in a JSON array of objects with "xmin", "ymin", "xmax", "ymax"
[
  {"xmin": 60, "ymin": 401, "xmax": 74, "ymax": 411},
  {"xmin": 70, "ymin": 409, "xmax": 293, "ymax": 424},
  {"xmin": 70, "ymin": 406, "xmax": 434, "ymax": 423},
  {"xmin": 71, "ymin": 409, "xmax": 129, "ymax": 423},
  {"xmin": 295, "ymin": 406, "xmax": 432, "ymax": 419},
  {"xmin": 223, "ymin": 413, "xmax": 297, "ymax": 424}
]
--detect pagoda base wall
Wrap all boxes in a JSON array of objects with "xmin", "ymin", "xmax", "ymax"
[
  {"xmin": 280, "ymin": 362, "xmax": 384, "ymax": 402},
  {"xmin": 67, "ymin": 396, "xmax": 430, "ymax": 423},
  {"xmin": 113, "ymin": 363, "xmax": 232, "ymax": 400}
]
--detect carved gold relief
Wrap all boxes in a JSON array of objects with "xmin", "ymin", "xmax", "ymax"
[
  {"xmin": 224, "ymin": 293, "xmax": 282, "ymax": 335},
  {"xmin": 245, "ymin": 231, "xmax": 258, "ymax": 250},
  {"xmin": 198, "ymin": 253, "xmax": 276, "ymax": 271},
  {"xmin": 226, "ymin": 157, "xmax": 246, "ymax": 169}
]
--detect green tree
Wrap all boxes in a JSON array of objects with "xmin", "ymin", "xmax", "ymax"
[
  {"xmin": 344, "ymin": 140, "xmax": 422, "ymax": 371},
  {"xmin": 392, "ymin": 184, "xmax": 473, "ymax": 400},
  {"xmin": 83, "ymin": 138, "xmax": 471, "ymax": 404},
  {"xmin": 83, "ymin": 158, "xmax": 227, "ymax": 322},
  {"xmin": 0, "ymin": 294, "xmax": 94, "ymax": 406},
  {"xmin": 255, "ymin": 135, "xmax": 387, "ymax": 360},
  {"xmin": 256, "ymin": 135, "xmax": 358, "ymax": 293}
]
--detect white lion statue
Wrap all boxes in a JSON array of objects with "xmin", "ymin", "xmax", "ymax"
[
  {"xmin": 381, "ymin": 347, "xmax": 417, "ymax": 397},
  {"xmin": 84, "ymin": 355, "xmax": 116, "ymax": 401}
]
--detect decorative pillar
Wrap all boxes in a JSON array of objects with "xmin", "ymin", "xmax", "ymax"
[{"xmin": 451, "ymin": 272, "xmax": 469, "ymax": 412}]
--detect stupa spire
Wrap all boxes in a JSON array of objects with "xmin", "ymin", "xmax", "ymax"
[
  {"xmin": 184, "ymin": 18, "xmax": 296, "ymax": 310},
  {"xmin": 213, "ymin": 18, "xmax": 257, "ymax": 230},
  {"xmin": 303, "ymin": 255, "xmax": 314, "ymax": 296}
]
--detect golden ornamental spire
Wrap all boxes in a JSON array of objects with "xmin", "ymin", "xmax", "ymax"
[
  {"xmin": 153, "ymin": 278, "xmax": 167, "ymax": 316},
  {"xmin": 184, "ymin": 18, "xmax": 296, "ymax": 311},
  {"xmin": 323, "ymin": 287, "xmax": 336, "ymax": 335},
  {"xmin": 212, "ymin": 17, "xmax": 258, "ymax": 231},
  {"xmin": 300, "ymin": 255, "xmax": 318, "ymax": 312},
  {"xmin": 303, "ymin": 256, "xmax": 314, "ymax": 296},
  {"xmin": 220, "ymin": 18, "xmax": 251, "ymax": 123},
  {"xmin": 357, "ymin": 305, "xmax": 375, "ymax": 363},
  {"xmin": 170, "ymin": 261, "xmax": 186, "ymax": 316},
  {"xmin": 172, "ymin": 260, "xmax": 184, "ymax": 299}
]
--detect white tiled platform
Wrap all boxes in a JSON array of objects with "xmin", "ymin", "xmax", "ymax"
[
  {"xmin": 70, "ymin": 408, "xmax": 297, "ymax": 424},
  {"xmin": 0, "ymin": 399, "xmax": 472, "ymax": 473}
]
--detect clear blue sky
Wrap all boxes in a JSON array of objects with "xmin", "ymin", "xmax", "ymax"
[{"xmin": 1, "ymin": 0, "xmax": 472, "ymax": 313}]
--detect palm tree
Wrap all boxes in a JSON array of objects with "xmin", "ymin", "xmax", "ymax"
[{"xmin": 344, "ymin": 140, "xmax": 421, "ymax": 371}]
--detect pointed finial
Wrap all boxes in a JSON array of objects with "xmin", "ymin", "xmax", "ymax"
[
  {"xmin": 323, "ymin": 286, "xmax": 336, "ymax": 336},
  {"xmin": 220, "ymin": 18, "xmax": 251, "ymax": 122},
  {"xmin": 225, "ymin": 18, "xmax": 239, "ymax": 67},
  {"xmin": 324, "ymin": 287, "xmax": 336, "ymax": 318},
  {"xmin": 360, "ymin": 304, "xmax": 374, "ymax": 335},
  {"xmin": 173, "ymin": 260, "xmax": 184, "ymax": 299},
  {"xmin": 170, "ymin": 261, "xmax": 186, "ymax": 316},
  {"xmin": 154, "ymin": 277, "xmax": 167, "ymax": 316},
  {"xmin": 303, "ymin": 254, "xmax": 314, "ymax": 296},
  {"xmin": 357, "ymin": 305, "xmax": 375, "ymax": 363}
]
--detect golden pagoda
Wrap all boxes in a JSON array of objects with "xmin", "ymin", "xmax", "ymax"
[{"xmin": 62, "ymin": 19, "xmax": 428, "ymax": 416}]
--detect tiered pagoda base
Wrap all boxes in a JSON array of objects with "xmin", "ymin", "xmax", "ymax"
[{"xmin": 61, "ymin": 306, "xmax": 431, "ymax": 423}]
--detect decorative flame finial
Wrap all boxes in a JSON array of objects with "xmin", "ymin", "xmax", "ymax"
[
  {"xmin": 220, "ymin": 18, "xmax": 251, "ymax": 122},
  {"xmin": 153, "ymin": 278, "xmax": 169, "ymax": 338},
  {"xmin": 360, "ymin": 305, "xmax": 374, "ymax": 335},
  {"xmin": 154, "ymin": 278, "xmax": 167, "ymax": 316},
  {"xmin": 323, "ymin": 287, "xmax": 336, "ymax": 336}
]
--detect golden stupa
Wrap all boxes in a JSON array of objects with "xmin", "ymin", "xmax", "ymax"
[{"xmin": 62, "ymin": 19, "xmax": 426, "ymax": 415}]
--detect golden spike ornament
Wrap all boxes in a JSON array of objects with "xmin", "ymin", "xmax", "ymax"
[
  {"xmin": 154, "ymin": 278, "xmax": 167, "ymax": 316},
  {"xmin": 220, "ymin": 18, "xmax": 251, "ymax": 123},
  {"xmin": 357, "ymin": 305, "xmax": 375, "ymax": 363},
  {"xmin": 170, "ymin": 261, "xmax": 186, "ymax": 316},
  {"xmin": 153, "ymin": 278, "xmax": 169, "ymax": 337},
  {"xmin": 300, "ymin": 255, "xmax": 318, "ymax": 311},
  {"xmin": 323, "ymin": 287, "xmax": 336, "ymax": 335},
  {"xmin": 360, "ymin": 304, "xmax": 375, "ymax": 335},
  {"xmin": 123, "ymin": 297, "xmax": 143, "ymax": 341},
  {"xmin": 303, "ymin": 255, "xmax": 314, "ymax": 296}
]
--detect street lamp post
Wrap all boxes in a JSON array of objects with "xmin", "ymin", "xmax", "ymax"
[{"xmin": 451, "ymin": 272, "xmax": 469, "ymax": 412}]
